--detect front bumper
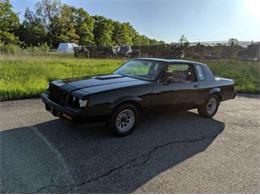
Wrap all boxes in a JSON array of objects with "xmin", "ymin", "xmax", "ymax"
[
  {"xmin": 41, "ymin": 92, "xmax": 82, "ymax": 120},
  {"xmin": 41, "ymin": 92, "xmax": 108, "ymax": 122}
]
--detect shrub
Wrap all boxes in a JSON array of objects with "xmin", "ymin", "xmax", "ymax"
[
  {"xmin": 0, "ymin": 43, "xmax": 49, "ymax": 55},
  {"xmin": 0, "ymin": 44, "xmax": 23, "ymax": 55},
  {"xmin": 25, "ymin": 43, "xmax": 49, "ymax": 54}
]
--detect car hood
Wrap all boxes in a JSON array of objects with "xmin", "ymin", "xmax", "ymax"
[{"xmin": 51, "ymin": 74, "xmax": 151, "ymax": 95}]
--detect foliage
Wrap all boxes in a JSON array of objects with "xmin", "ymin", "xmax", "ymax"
[
  {"xmin": 0, "ymin": 44, "xmax": 23, "ymax": 54},
  {"xmin": 202, "ymin": 59, "xmax": 260, "ymax": 93},
  {"xmin": 1, "ymin": 0, "xmax": 164, "ymax": 48},
  {"xmin": 112, "ymin": 22, "xmax": 135, "ymax": 45},
  {"xmin": 0, "ymin": 43, "xmax": 49, "ymax": 54},
  {"xmin": 34, "ymin": 0, "xmax": 61, "ymax": 47},
  {"xmin": 18, "ymin": 7, "xmax": 47, "ymax": 46},
  {"xmin": 75, "ymin": 8, "xmax": 94, "ymax": 46},
  {"xmin": 134, "ymin": 35, "xmax": 150, "ymax": 46},
  {"xmin": 178, "ymin": 34, "xmax": 189, "ymax": 49},
  {"xmin": 225, "ymin": 38, "xmax": 242, "ymax": 59},
  {"xmin": 93, "ymin": 16, "xmax": 114, "ymax": 46},
  {"xmin": 55, "ymin": 5, "xmax": 80, "ymax": 44},
  {"xmin": 228, "ymin": 38, "xmax": 239, "ymax": 47},
  {"xmin": 0, "ymin": 0, "xmax": 20, "ymax": 44}
]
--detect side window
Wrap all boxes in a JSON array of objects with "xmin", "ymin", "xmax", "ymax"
[
  {"xmin": 196, "ymin": 65, "xmax": 206, "ymax": 81},
  {"xmin": 167, "ymin": 64, "xmax": 189, "ymax": 79},
  {"xmin": 161, "ymin": 64, "xmax": 197, "ymax": 83},
  {"xmin": 167, "ymin": 64, "xmax": 189, "ymax": 73}
]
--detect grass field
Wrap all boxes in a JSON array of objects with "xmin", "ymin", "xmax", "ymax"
[{"xmin": 0, "ymin": 54, "xmax": 259, "ymax": 101}]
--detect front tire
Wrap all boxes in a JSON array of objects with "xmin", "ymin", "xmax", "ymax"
[
  {"xmin": 108, "ymin": 104, "xmax": 139, "ymax": 136},
  {"xmin": 198, "ymin": 95, "xmax": 219, "ymax": 118}
]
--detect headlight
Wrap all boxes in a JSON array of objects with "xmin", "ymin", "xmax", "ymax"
[{"xmin": 79, "ymin": 99, "xmax": 88, "ymax": 107}]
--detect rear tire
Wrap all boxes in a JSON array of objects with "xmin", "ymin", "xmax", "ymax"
[
  {"xmin": 198, "ymin": 95, "xmax": 219, "ymax": 118},
  {"xmin": 107, "ymin": 103, "xmax": 139, "ymax": 136}
]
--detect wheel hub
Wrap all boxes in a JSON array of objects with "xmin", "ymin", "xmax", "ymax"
[
  {"xmin": 116, "ymin": 109, "xmax": 135, "ymax": 132},
  {"xmin": 207, "ymin": 97, "xmax": 217, "ymax": 115}
]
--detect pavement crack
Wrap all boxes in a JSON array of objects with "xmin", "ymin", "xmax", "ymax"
[
  {"xmin": 31, "ymin": 134, "xmax": 218, "ymax": 193},
  {"xmin": 124, "ymin": 134, "xmax": 217, "ymax": 170}
]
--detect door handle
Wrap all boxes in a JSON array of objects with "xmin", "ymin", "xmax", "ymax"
[{"xmin": 193, "ymin": 84, "xmax": 199, "ymax": 88}]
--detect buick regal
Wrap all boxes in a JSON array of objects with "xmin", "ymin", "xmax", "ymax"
[{"xmin": 41, "ymin": 58, "xmax": 236, "ymax": 136}]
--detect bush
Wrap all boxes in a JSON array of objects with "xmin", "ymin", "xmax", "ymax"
[
  {"xmin": 25, "ymin": 43, "xmax": 49, "ymax": 54},
  {"xmin": 0, "ymin": 43, "xmax": 49, "ymax": 55},
  {"xmin": 0, "ymin": 44, "xmax": 23, "ymax": 54}
]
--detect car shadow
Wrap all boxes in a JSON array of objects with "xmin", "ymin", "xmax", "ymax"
[{"xmin": 0, "ymin": 109, "xmax": 225, "ymax": 193}]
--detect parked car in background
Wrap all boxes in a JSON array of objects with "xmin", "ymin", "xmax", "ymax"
[{"xmin": 41, "ymin": 58, "xmax": 236, "ymax": 136}]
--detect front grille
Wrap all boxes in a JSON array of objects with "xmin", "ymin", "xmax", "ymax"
[{"xmin": 48, "ymin": 84, "xmax": 68, "ymax": 105}]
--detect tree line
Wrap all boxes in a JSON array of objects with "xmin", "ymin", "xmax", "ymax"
[
  {"xmin": 1, "ymin": 0, "xmax": 258, "ymax": 60},
  {"xmin": 0, "ymin": 0, "xmax": 164, "ymax": 48}
]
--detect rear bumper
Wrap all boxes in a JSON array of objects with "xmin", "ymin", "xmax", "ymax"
[
  {"xmin": 233, "ymin": 92, "xmax": 237, "ymax": 99},
  {"xmin": 222, "ymin": 89, "xmax": 237, "ymax": 101}
]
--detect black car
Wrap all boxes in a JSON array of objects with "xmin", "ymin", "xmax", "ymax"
[{"xmin": 41, "ymin": 58, "xmax": 236, "ymax": 136}]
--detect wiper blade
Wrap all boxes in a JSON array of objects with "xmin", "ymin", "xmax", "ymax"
[{"xmin": 120, "ymin": 74, "xmax": 153, "ymax": 81}]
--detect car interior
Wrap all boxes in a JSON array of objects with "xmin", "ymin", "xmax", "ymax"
[{"xmin": 160, "ymin": 64, "xmax": 197, "ymax": 83}]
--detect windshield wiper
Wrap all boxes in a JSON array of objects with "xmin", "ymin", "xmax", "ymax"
[{"xmin": 119, "ymin": 74, "xmax": 153, "ymax": 81}]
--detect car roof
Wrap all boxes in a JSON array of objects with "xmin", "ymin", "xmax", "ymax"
[
  {"xmin": 132, "ymin": 57, "xmax": 215, "ymax": 80},
  {"xmin": 133, "ymin": 58, "xmax": 206, "ymax": 66}
]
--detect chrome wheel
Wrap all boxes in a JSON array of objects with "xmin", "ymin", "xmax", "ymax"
[
  {"xmin": 207, "ymin": 97, "xmax": 218, "ymax": 115},
  {"xmin": 116, "ymin": 109, "xmax": 135, "ymax": 132}
]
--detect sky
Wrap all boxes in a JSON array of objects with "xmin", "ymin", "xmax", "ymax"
[{"xmin": 10, "ymin": 0, "xmax": 260, "ymax": 43}]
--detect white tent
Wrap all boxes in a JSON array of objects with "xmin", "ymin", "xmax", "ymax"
[{"xmin": 57, "ymin": 43, "xmax": 79, "ymax": 53}]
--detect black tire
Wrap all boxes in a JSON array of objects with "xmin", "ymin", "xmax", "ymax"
[
  {"xmin": 198, "ymin": 95, "xmax": 219, "ymax": 118},
  {"xmin": 107, "ymin": 103, "xmax": 139, "ymax": 136}
]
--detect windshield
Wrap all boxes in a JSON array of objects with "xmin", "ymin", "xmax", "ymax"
[{"xmin": 114, "ymin": 60, "xmax": 164, "ymax": 81}]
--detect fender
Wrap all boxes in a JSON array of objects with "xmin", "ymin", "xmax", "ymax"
[
  {"xmin": 209, "ymin": 87, "xmax": 222, "ymax": 101},
  {"xmin": 209, "ymin": 88, "xmax": 221, "ymax": 95},
  {"xmin": 111, "ymin": 96, "xmax": 144, "ymax": 109}
]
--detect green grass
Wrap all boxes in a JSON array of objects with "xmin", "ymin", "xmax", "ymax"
[
  {"xmin": 0, "ymin": 54, "xmax": 125, "ymax": 101},
  {"xmin": 0, "ymin": 54, "xmax": 259, "ymax": 101},
  {"xmin": 201, "ymin": 59, "xmax": 260, "ymax": 94}
]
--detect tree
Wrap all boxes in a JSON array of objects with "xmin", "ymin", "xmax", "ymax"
[
  {"xmin": 112, "ymin": 22, "xmax": 134, "ymax": 45},
  {"xmin": 227, "ymin": 38, "xmax": 240, "ymax": 59},
  {"xmin": 195, "ymin": 42, "xmax": 205, "ymax": 57},
  {"xmin": 20, "ymin": 1, "xmax": 95, "ymax": 47},
  {"xmin": 112, "ymin": 21, "xmax": 122, "ymax": 45},
  {"xmin": 0, "ymin": 0, "xmax": 20, "ymax": 44},
  {"xmin": 74, "ymin": 8, "xmax": 94, "ymax": 46},
  {"xmin": 179, "ymin": 34, "xmax": 189, "ymax": 48},
  {"xmin": 3, "ymin": 0, "xmax": 163, "ymax": 48},
  {"xmin": 18, "ymin": 7, "xmax": 47, "ymax": 46},
  {"xmin": 149, "ymin": 38, "xmax": 164, "ymax": 45},
  {"xmin": 133, "ymin": 34, "xmax": 150, "ymax": 46},
  {"xmin": 228, "ymin": 38, "xmax": 239, "ymax": 47},
  {"xmin": 34, "ymin": 0, "xmax": 61, "ymax": 46},
  {"xmin": 93, "ymin": 16, "xmax": 114, "ymax": 46},
  {"xmin": 52, "ymin": 5, "xmax": 94, "ymax": 47},
  {"xmin": 54, "ymin": 5, "xmax": 79, "ymax": 44}
]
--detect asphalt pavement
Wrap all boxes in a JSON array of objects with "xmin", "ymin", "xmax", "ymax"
[{"xmin": 0, "ymin": 95, "xmax": 259, "ymax": 193}]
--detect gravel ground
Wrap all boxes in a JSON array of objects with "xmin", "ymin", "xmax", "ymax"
[{"xmin": 0, "ymin": 95, "xmax": 259, "ymax": 193}]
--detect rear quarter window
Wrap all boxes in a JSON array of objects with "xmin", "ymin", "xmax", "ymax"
[{"xmin": 196, "ymin": 65, "xmax": 206, "ymax": 81}]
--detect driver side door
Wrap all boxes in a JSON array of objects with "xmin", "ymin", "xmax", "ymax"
[{"xmin": 151, "ymin": 63, "xmax": 199, "ymax": 107}]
